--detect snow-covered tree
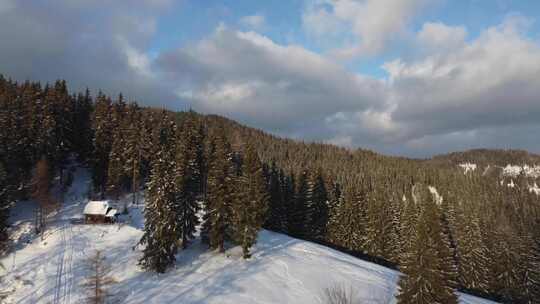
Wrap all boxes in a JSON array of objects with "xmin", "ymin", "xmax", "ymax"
[
  {"xmin": 138, "ymin": 130, "xmax": 183, "ymax": 273},
  {"xmin": 202, "ymin": 128, "xmax": 234, "ymax": 252},
  {"xmin": 397, "ymin": 187, "xmax": 458, "ymax": 304},
  {"xmin": 232, "ymin": 142, "xmax": 268, "ymax": 259}
]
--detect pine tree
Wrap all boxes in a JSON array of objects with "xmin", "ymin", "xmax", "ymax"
[
  {"xmin": 327, "ymin": 183, "xmax": 369, "ymax": 253},
  {"xmin": 203, "ymin": 128, "xmax": 234, "ymax": 252},
  {"xmin": 520, "ymin": 234, "xmax": 540, "ymax": 304},
  {"xmin": 454, "ymin": 209, "xmax": 490, "ymax": 293},
  {"xmin": 308, "ymin": 168, "xmax": 328, "ymax": 240},
  {"xmin": 397, "ymin": 186, "xmax": 458, "ymax": 304},
  {"xmin": 138, "ymin": 136, "xmax": 182, "ymax": 273},
  {"xmin": 0, "ymin": 161, "xmax": 11, "ymax": 254},
  {"xmin": 72, "ymin": 89, "xmax": 94, "ymax": 162},
  {"xmin": 264, "ymin": 162, "xmax": 286, "ymax": 232},
  {"xmin": 106, "ymin": 130, "xmax": 125, "ymax": 203},
  {"xmin": 123, "ymin": 103, "xmax": 143, "ymax": 205},
  {"xmin": 288, "ymin": 170, "xmax": 309, "ymax": 238},
  {"xmin": 91, "ymin": 94, "xmax": 113, "ymax": 198},
  {"xmin": 175, "ymin": 115, "xmax": 203, "ymax": 249},
  {"xmin": 232, "ymin": 142, "xmax": 268, "ymax": 259}
]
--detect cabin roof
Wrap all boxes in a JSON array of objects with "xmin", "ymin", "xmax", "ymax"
[
  {"xmin": 83, "ymin": 200, "xmax": 111, "ymax": 215},
  {"xmin": 106, "ymin": 208, "xmax": 118, "ymax": 217}
]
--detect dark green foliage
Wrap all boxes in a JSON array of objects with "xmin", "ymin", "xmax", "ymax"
[
  {"xmin": 397, "ymin": 186, "xmax": 459, "ymax": 304},
  {"xmin": 138, "ymin": 129, "xmax": 182, "ymax": 273},
  {"xmin": 175, "ymin": 113, "xmax": 204, "ymax": 248},
  {"xmin": 308, "ymin": 168, "xmax": 329, "ymax": 240},
  {"xmin": 91, "ymin": 93, "xmax": 114, "ymax": 198},
  {"xmin": 202, "ymin": 128, "xmax": 234, "ymax": 252},
  {"xmin": 288, "ymin": 171, "xmax": 309, "ymax": 238},
  {"xmin": 106, "ymin": 130, "xmax": 125, "ymax": 201},
  {"xmin": 0, "ymin": 161, "xmax": 11, "ymax": 254},
  {"xmin": 232, "ymin": 142, "xmax": 269, "ymax": 259},
  {"xmin": 264, "ymin": 163, "xmax": 287, "ymax": 233}
]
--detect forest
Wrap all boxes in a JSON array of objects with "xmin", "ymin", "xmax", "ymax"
[{"xmin": 0, "ymin": 75, "xmax": 539, "ymax": 303}]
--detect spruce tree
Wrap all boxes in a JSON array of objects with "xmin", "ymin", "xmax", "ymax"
[
  {"xmin": 233, "ymin": 142, "xmax": 268, "ymax": 259},
  {"xmin": 175, "ymin": 115, "xmax": 203, "ymax": 249},
  {"xmin": 138, "ymin": 141, "xmax": 182, "ymax": 273},
  {"xmin": 106, "ymin": 130, "xmax": 125, "ymax": 203},
  {"xmin": 264, "ymin": 162, "xmax": 286, "ymax": 232},
  {"xmin": 91, "ymin": 93, "xmax": 113, "ymax": 198},
  {"xmin": 288, "ymin": 170, "xmax": 309, "ymax": 238},
  {"xmin": 123, "ymin": 103, "xmax": 143, "ymax": 205},
  {"xmin": 203, "ymin": 129, "xmax": 234, "ymax": 252},
  {"xmin": 397, "ymin": 187, "xmax": 458, "ymax": 304},
  {"xmin": 308, "ymin": 168, "xmax": 328, "ymax": 240},
  {"xmin": 454, "ymin": 210, "xmax": 490, "ymax": 292},
  {"xmin": 0, "ymin": 161, "xmax": 11, "ymax": 254}
]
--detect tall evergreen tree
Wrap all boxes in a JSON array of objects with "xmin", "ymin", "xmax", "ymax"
[
  {"xmin": 91, "ymin": 93, "xmax": 113, "ymax": 198},
  {"xmin": 203, "ymin": 128, "xmax": 234, "ymax": 252},
  {"xmin": 308, "ymin": 168, "xmax": 328, "ymax": 240},
  {"xmin": 397, "ymin": 186, "xmax": 458, "ymax": 304},
  {"xmin": 175, "ymin": 115, "xmax": 204, "ymax": 248},
  {"xmin": 264, "ymin": 162, "xmax": 286, "ymax": 232},
  {"xmin": 123, "ymin": 103, "xmax": 143, "ymax": 205},
  {"xmin": 232, "ymin": 142, "xmax": 268, "ymax": 259},
  {"xmin": 288, "ymin": 170, "xmax": 309, "ymax": 238},
  {"xmin": 106, "ymin": 130, "xmax": 125, "ymax": 203},
  {"xmin": 0, "ymin": 161, "xmax": 11, "ymax": 254},
  {"xmin": 138, "ymin": 137, "xmax": 182, "ymax": 273}
]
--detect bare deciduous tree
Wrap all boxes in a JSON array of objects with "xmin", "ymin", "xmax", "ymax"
[
  {"xmin": 81, "ymin": 250, "xmax": 116, "ymax": 304},
  {"xmin": 31, "ymin": 157, "xmax": 55, "ymax": 238}
]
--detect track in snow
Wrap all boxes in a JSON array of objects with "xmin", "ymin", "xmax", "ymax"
[{"xmin": 52, "ymin": 221, "xmax": 74, "ymax": 304}]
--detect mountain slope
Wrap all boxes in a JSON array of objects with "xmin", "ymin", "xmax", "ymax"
[{"xmin": 0, "ymin": 167, "xmax": 498, "ymax": 304}]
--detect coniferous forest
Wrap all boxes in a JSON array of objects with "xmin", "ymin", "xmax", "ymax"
[{"xmin": 1, "ymin": 76, "xmax": 539, "ymax": 303}]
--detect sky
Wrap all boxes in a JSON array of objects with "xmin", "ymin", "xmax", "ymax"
[{"xmin": 1, "ymin": 0, "xmax": 540, "ymax": 157}]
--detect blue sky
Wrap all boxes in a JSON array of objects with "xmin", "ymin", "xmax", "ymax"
[
  {"xmin": 1, "ymin": 0, "xmax": 540, "ymax": 157},
  {"xmin": 148, "ymin": 0, "xmax": 540, "ymax": 78}
]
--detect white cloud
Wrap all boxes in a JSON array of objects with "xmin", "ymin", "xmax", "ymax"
[
  {"xmin": 155, "ymin": 15, "xmax": 540, "ymax": 156},
  {"xmin": 417, "ymin": 22, "xmax": 467, "ymax": 52},
  {"xmin": 303, "ymin": 0, "xmax": 431, "ymax": 59},
  {"xmin": 240, "ymin": 14, "xmax": 266, "ymax": 29},
  {"xmin": 157, "ymin": 26, "xmax": 387, "ymax": 132},
  {"xmin": 381, "ymin": 15, "xmax": 540, "ymax": 142}
]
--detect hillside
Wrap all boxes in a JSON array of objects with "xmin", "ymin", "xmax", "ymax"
[
  {"xmin": 0, "ymin": 167, "xmax": 498, "ymax": 304},
  {"xmin": 1, "ymin": 77, "xmax": 538, "ymax": 303}
]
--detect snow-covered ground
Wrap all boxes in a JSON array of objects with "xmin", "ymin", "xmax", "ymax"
[{"xmin": 1, "ymin": 168, "xmax": 498, "ymax": 304}]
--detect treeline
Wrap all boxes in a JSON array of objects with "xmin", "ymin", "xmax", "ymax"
[{"xmin": 1, "ymin": 76, "xmax": 539, "ymax": 303}]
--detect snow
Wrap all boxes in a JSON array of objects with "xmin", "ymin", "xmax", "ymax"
[
  {"xmin": 106, "ymin": 208, "xmax": 118, "ymax": 218},
  {"xmin": 428, "ymin": 186, "xmax": 443, "ymax": 206},
  {"xmin": 502, "ymin": 164, "xmax": 522, "ymax": 177},
  {"xmin": 530, "ymin": 183, "xmax": 540, "ymax": 195},
  {"xmin": 459, "ymin": 163, "xmax": 477, "ymax": 174},
  {"xmin": 0, "ymin": 167, "xmax": 499, "ymax": 304},
  {"xmin": 522, "ymin": 165, "xmax": 540, "ymax": 178},
  {"xmin": 507, "ymin": 179, "xmax": 515, "ymax": 188},
  {"xmin": 83, "ymin": 200, "xmax": 112, "ymax": 215},
  {"xmin": 502, "ymin": 164, "xmax": 540, "ymax": 178}
]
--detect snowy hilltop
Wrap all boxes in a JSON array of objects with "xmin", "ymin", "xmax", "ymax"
[{"xmin": 0, "ymin": 168, "xmax": 497, "ymax": 304}]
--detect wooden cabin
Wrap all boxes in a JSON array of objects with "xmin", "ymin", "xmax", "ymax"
[{"xmin": 83, "ymin": 200, "xmax": 118, "ymax": 224}]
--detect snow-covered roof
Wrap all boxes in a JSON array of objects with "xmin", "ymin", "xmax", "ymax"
[
  {"xmin": 83, "ymin": 200, "xmax": 111, "ymax": 215},
  {"xmin": 106, "ymin": 208, "xmax": 118, "ymax": 217}
]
